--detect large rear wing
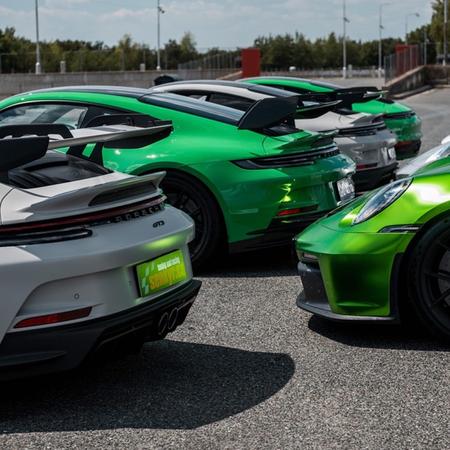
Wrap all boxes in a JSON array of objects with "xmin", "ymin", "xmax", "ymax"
[
  {"xmin": 297, "ymin": 87, "xmax": 383, "ymax": 109},
  {"xmin": 237, "ymin": 96, "xmax": 298, "ymax": 130},
  {"xmin": 0, "ymin": 119, "xmax": 173, "ymax": 174}
]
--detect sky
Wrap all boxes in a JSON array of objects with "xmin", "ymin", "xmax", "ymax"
[{"xmin": 0, "ymin": 0, "xmax": 433, "ymax": 49}]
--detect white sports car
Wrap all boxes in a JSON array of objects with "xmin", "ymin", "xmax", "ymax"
[{"xmin": 0, "ymin": 121, "xmax": 200, "ymax": 380}]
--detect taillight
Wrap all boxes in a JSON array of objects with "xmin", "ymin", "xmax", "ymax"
[
  {"xmin": 356, "ymin": 163, "xmax": 378, "ymax": 170},
  {"xmin": 14, "ymin": 307, "xmax": 93, "ymax": 329},
  {"xmin": 277, "ymin": 205, "xmax": 318, "ymax": 217}
]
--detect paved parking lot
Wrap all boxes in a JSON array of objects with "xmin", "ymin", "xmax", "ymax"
[{"xmin": 1, "ymin": 88, "xmax": 449, "ymax": 450}]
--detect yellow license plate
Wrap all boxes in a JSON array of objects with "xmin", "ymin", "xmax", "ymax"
[{"xmin": 136, "ymin": 249, "xmax": 187, "ymax": 297}]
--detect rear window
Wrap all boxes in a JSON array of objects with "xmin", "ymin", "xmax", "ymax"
[{"xmin": 140, "ymin": 92, "xmax": 244, "ymax": 125}]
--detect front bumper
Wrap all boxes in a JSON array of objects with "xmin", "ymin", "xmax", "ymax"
[
  {"xmin": 295, "ymin": 218, "xmax": 416, "ymax": 320},
  {"xmin": 0, "ymin": 279, "xmax": 201, "ymax": 380},
  {"xmin": 353, "ymin": 162, "xmax": 398, "ymax": 192},
  {"xmin": 297, "ymin": 261, "xmax": 397, "ymax": 322}
]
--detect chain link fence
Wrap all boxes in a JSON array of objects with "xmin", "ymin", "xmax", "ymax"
[{"xmin": 178, "ymin": 50, "xmax": 241, "ymax": 71}]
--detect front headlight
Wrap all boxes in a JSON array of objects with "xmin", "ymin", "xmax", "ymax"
[{"xmin": 353, "ymin": 178, "xmax": 412, "ymax": 225}]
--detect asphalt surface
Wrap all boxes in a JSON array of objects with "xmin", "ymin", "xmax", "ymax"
[{"xmin": 1, "ymin": 88, "xmax": 450, "ymax": 450}]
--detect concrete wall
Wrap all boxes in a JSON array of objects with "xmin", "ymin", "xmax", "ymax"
[
  {"xmin": 385, "ymin": 66, "xmax": 426, "ymax": 96},
  {"xmin": 0, "ymin": 68, "xmax": 234, "ymax": 97}
]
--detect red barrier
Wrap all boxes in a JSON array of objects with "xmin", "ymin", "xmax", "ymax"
[{"xmin": 241, "ymin": 48, "xmax": 261, "ymax": 78}]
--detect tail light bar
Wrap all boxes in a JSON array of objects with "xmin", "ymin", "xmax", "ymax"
[
  {"xmin": 233, "ymin": 145, "xmax": 340, "ymax": 169},
  {"xmin": 0, "ymin": 195, "xmax": 165, "ymax": 246}
]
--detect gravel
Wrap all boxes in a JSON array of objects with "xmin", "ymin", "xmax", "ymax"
[{"xmin": 1, "ymin": 88, "xmax": 449, "ymax": 450}]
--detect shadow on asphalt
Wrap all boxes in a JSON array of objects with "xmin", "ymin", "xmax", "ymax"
[
  {"xmin": 0, "ymin": 340, "xmax": 295, "ymax": 432},
  {"xmin": 197, "ymin": 245, "xmax": 298, "ymax": 278},
  {"xmin": 308, "ymin": 315, "xmax": 450, "ymax": 351}
]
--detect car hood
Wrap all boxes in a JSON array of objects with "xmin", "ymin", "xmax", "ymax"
[{"xmin": 397, "ymin": 143, "xmax": 450, "ymax": 179}]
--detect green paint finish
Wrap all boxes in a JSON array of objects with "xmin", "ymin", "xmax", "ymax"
[
  {"xmin": 0, "ymin": 90, "xmax": 354, "ymax": 247},
  {"xmin": 295, "ymin": 168, "xmax": 450, "ymax": 317},
  {"xmin": 245, "ymin": 77, "xmax": 422, "ymax": 146}
]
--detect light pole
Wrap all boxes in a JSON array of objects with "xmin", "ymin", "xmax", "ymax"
[
  {"xmin": 35, "ymin": 0, "xmax": 41, "ymax": 74},
  {"xmin": 342, "ymin": 0, "xmax": 350, "ymax": 79},
  {"xmin": 405, "ymin": 12, "xmax": 420, "ymax": 45},
  {"xmin": 378, "ymin": 3, "xmax": 391, "ymax": 78},
  {"xmin": 156, "ymin": 0, "xmax": 165, "ymax": 71},
  {"xmin": 444, "ymin": 0, "xmax": 448, "ymax": 66}
]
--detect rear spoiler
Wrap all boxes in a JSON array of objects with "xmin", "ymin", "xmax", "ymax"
[
  {"xmin": 0, "ymin": 120, "xmax": 173, "ymax": 174},
  {"xmin": 238, "ymin": 96, "xmax": 298, "ymax": 130},
  {"xmin": 297, "ymin": 87, "xmax": 383, "ymax": 109},
  {"xmin": 295, "ymin": 100, "xmax": 342, "ymax": 119}
]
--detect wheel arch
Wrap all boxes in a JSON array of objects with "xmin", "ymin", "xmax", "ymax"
[
  {"xmin": 394, "ymin": 208, "xmax": 450, "ymax": 322},
  {"xmin": 137, "ymin": 164, "xmax": 229, "ymax": 243}
]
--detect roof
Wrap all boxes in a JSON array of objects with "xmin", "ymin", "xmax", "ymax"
[
  {"xmin": 151, "ymin": 79, "xmax": 294, "ymax": 99},
  {"xmin": 25, "ymin": 86, "xmax": 245, "ymax": 126}
]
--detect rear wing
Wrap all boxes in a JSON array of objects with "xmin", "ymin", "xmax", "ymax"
[
  {"xmin": 0, "ymin": 120, "xmax": 173, "ymax": 174},
  {"xmin": 297, "ymin": 87, "xmax": 383, "ymax": 109},
  {"xmin": 237, "ymin": 96, "xmax": 298, "ymax": 130},
  {"xmin": 295, "ymin": 100, "xmax": 342, "ymax": 119}
]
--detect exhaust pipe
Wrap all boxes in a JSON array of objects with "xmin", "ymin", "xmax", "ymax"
[
  {"xmin": 168, "ymin": 308, "xmax": 179, "ymax": 331},
  {"xmin": 157, "ymin": 312, "xmax": 169, "ymax": 336}
]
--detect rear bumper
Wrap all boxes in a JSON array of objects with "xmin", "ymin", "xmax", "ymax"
[
  {"xmin": 395, "ymin": 140, "xmax": 421, "ymax": 160},
  {"xmin": 296, "ymin": 261, "xmax": 397, "ymax": 323},
  {"xmin": 353, "ymin": 162, "xmax": 398, "ymax": 192},
  {"xmin": 229, "ymin": 211, "xmax": 331, "ymax": 253},
  {"xmin": 0, "ymin": 279, "xmax": 201, "ymax": 380}
]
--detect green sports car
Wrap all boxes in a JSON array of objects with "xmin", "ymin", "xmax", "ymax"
[
  {"xmin": 243, "ymin": 77, "xmax": 422, "ymax": 160},
  {"xmin": 0, "ymin": 86, "xmax": 355, "ymax": 266},
  {"xmin": 295, "ymin": 165, "xmax": 450, "ymax": 341}
]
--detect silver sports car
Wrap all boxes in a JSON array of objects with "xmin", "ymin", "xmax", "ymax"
[
  {"xmin": 0, "ymin": 121, "xmax": 200, "ymax": 380},
  {"xmin": 151, "ymin": 80, "xmax": 398, "ymax": 192}
]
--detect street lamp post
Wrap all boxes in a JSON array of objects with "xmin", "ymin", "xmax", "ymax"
[
  {"xmin": 405, "ymin": 12, "xmax": 420, "ymax": 45},
  {"xmin": 378, "ymin": 3, "xmax": 391, "ymax": 78},
  {"xmin": 342, "ymin": 0, "xmax": 350, "ymax": 79},
  {"xmin": 156, "ymin": 0, "xmax": 165, "ymax": 71},
  {"xmin": 35, "ymin": 0, "xmax": 41, "ymax": 74},
  {"xmin": 444, "ymin": 0, "xmax": 448, "ymax": 66}
]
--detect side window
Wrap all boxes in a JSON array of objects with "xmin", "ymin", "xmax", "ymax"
[
  {"xmin": 79, "ymin": 105, "xmax": 126, "ymax": 127},
  {"xmin": 207, "ymin": 93, "xmax": 254, "ymax": 112},
  {"xmin": 0, "ymin": 103, "xmax": 88, "ymax": 129}
]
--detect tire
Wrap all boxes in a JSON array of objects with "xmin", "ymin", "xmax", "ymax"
[
  {"xmin": 161, "ymin": 171, "xmax": 225, "ymax": 268},
  {"xmin": 407, "ymin": 218, "xmax": 450, "ymax": 342}
]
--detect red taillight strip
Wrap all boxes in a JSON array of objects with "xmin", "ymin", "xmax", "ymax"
[
  {"xmin": 0, "ymin": 195, "xmax": 165, "ymax": 234},
  {"xmin": 14, "ymin": 307, "xmax": 93, "ymax": 329}
]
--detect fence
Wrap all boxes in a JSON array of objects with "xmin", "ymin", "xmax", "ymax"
[
  {"xmin": 0, "ymin": 49, "xmax": 156, "ymax": 74},
  {"xmin": 178, "ymin": 50, "xmax": 241, "ymax": 71}
]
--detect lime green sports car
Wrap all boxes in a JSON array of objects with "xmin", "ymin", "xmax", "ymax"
[
  {"xmin": 295, "ymin": 166, "xmax": 450, "ymax": 341},
  {"xmin": 244, "ymin": 77, "xmax": 422, "ymax": 160},
  {"xmin": 0, "ymin": 86, "xmax": 355, "ymax": 266}
]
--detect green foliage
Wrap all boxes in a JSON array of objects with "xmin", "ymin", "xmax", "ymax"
[{"xmin": 0, "ymin": 20, "xmax": 438, "ymax": 74}]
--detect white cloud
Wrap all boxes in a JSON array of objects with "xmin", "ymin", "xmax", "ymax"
[{"xmin": 0, "ymin": 0, "xmax": 434, "ymax": 48}]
